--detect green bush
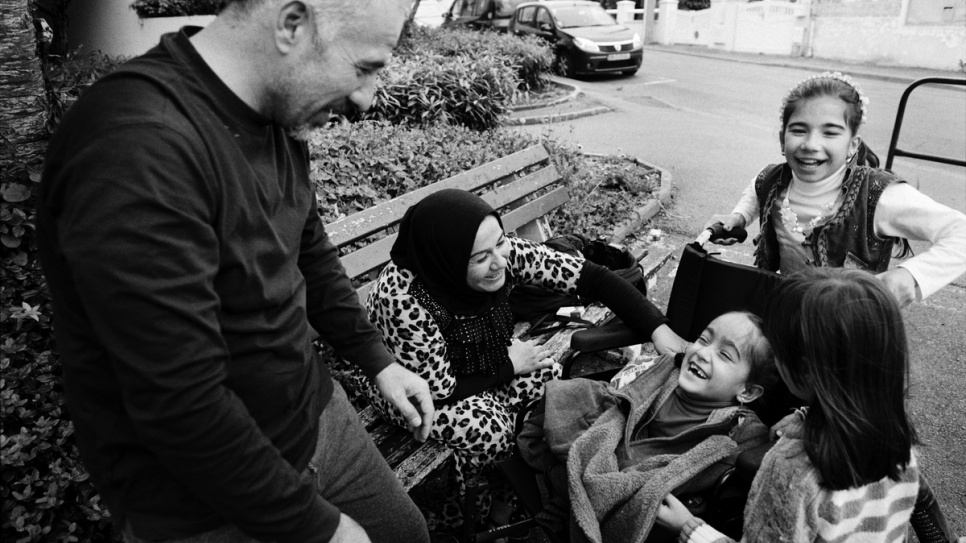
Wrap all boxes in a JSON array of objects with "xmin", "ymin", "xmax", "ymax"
[
  {"xmin": 403, "ymin": 25, "xmax": 553, "ymax": 93},
  {"xmin": 306, "ymin": 121, "xmax": 659, "ymax": 243},
  {"xmin": 129, "ymin": 0, "xmax": 226, "ymax": 17},
  {"xmin": 307, "ymin": 120, "xmax": 540, "ymax": 220},
  {"xmin": 355, "ymin": 53, "xmax": 517, "ymax": 131}
]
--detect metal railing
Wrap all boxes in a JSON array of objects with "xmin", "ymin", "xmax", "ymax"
[{"xmin": 885, "ymin": 77, "xmax": 966, "ymax": 172}]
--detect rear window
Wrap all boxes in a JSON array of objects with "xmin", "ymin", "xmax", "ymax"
[{"xmin": 495, "ymin": 0, "xmax": 530, "ymax": 17}]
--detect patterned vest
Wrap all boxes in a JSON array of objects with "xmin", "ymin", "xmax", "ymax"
[{"xmin": 752, "ymin": 164, "xmax": 902, "ymax": 273}]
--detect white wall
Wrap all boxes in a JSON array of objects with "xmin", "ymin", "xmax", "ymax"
[{"xmin": 68, "ymin": 0, "xmax": 214, "ymax": 58}]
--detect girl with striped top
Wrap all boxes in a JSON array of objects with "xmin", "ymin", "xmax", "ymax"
[{"xmin": 656, "ymin": 268, "xmax": 920, "ymax": 542}]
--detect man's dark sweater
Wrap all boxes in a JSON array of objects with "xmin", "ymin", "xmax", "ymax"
[{"xmin": 36, "ymin": 29, "xmax": 394, "ymax": 542}]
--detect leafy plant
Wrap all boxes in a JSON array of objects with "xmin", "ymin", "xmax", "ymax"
[
  {"xmin": 129, "ymin": 0, "xmax": 226, "ymax": 18},
  {"xmin": 402, "ymin": 26, "xmax": 554, "ymax": 93},
  {"xmin": 354, "ymin": 53, "xmax": 517, "ymax": 131}
]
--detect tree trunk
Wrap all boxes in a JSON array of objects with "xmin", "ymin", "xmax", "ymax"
[
  {"xmin": 1, "ymin": 0, "xmax": 48, "ymax": 180},
  {"xmin": 402, "ymin": 0, "xmax": 422, "ymax": 40}
]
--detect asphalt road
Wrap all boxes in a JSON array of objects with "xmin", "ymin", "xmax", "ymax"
[{"xmin": 514, "ymin": 48, "xmax": 966, "ymax": 537}]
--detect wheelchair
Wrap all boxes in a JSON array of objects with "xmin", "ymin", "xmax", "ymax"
[{"xmin": 465, "ymin": 241, "xmax": 956, "ymax": 543}]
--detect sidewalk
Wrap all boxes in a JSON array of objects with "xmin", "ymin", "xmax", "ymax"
[{"xmin": 643, "ymin": 43, "xmax": 964, "ymax": 85}]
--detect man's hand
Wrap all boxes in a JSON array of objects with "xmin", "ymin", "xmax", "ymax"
[
  {"xmin": 330, "ymin": 513, "xmax": 371, "ymax": 543},
  {"xmin": 373, "ymin": 363, "xmax": 435, "ymax": 442},
  {"xmin": 876, "ymin": 267, "xmax": 919, "ymax": 308},
  {"xmin": 650, "ymin": 324, "xmax": 688, "ymax": 355},
  {"xmin": 655, "ymin": 493, "xmax": 694, "ymax": 532}
]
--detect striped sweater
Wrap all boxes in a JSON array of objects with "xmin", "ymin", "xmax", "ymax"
[{"xmin": 680, "ymin": 430, "xmax": 919, "ymax": 543}]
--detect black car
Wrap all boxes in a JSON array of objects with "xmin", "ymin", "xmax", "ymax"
[
  {"xmin": 509, "ymin": 1, "xmax": 643, "ymax": 77},
  {"xmin": 442, "ymin": 0, "xmax": 530, "ymax": 32}
]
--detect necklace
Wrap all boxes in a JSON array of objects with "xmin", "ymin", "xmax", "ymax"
[{"xmin": 779, "ymin": 193, "xmax": 837, "ymax": 235}]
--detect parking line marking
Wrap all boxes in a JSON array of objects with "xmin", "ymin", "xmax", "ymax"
[{"xmin": 638, "ymin": 77, "xmax": 676, "ymax": 86}]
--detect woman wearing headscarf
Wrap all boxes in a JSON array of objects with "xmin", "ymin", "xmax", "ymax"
[{"xmin": 350, "ymin": 189, "xmax": 686, "ymax": 529}]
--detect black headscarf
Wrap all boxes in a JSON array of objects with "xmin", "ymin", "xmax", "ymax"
[
  {"xmin": 391, "ymin": 189, "xmax": 506, "ymax": 316},
  {"xmin": 390, "ymin": 189, "xmax": 515, "ymax": 376}
]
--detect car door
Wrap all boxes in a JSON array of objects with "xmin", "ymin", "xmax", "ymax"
[
  {"xmin": 534, "ymin": 6, "xmax": 558, "ymax": 42},
  {"xmin": 510, "ymin": 5, "xmax": 539, "ymax": 37}
]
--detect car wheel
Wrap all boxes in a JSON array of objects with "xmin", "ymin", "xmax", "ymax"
[{"xmin": 555, "ymin": 54, "xmax": 575, "ymax": 78}]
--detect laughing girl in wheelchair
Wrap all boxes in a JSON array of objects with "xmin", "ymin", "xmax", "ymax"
[{"xmin": 658, "ymin": 268, "xmax": 920, "ymax": 542}]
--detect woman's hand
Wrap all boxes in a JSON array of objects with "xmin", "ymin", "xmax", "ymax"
[
  {"xmin": 650, "ymin": 324, "xmax": 688, "ymax": 355},
  {"xmin": 656, "ymin": 493, "xmax": 694, "ymax": 532},
  {"xmin": 508, "ymin": 338, "xmax": 556, "ymax": 376}
]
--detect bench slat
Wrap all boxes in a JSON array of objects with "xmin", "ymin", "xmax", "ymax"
[
  {"xmin": 325, "ymin": 145, "xmax": 551, "ymax": 247},
  {"xmin": 356, "ymin": 406, "xmax": 453, "ymax": 491},
  {"xmin": 337, "ymin": 166, "xmax": 564, "ymax": 280},
  {"xmin": 501, "ymin": 186, "xmax": 570, "ymax": 233}
]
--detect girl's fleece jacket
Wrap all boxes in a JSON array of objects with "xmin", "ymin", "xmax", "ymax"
[{"xmin": 519, "ymin": 354, "xmax": 769, "ymax": 543}]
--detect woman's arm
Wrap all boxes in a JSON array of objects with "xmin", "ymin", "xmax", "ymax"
[
  {"xmin": 874, "ymin": 183, "xmax": 966, "ymax": 303},
  {"xmin": 366, "ymin": 267, "xmax": 457, "ymax": 400},
  {"xmin": 508, "ymin": 238, "xmax": 686, "ymax": 353},
  {"xmin": 576, "ymin": 262, "xmax": 686, "ymax": 354}
]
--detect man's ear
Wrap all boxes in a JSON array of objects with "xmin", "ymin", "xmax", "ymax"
[
  {"xmin": 275, "ymin": 1, "xmax": 311, "ymax": 54},
  {"xmin": 737, "ymin": 384, "xmax": 764, "ymax": 404}
]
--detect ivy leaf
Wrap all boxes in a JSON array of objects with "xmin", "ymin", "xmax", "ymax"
[{"xmin": 2, "ymin": 183, "xmax": 31, "ymax": 203}]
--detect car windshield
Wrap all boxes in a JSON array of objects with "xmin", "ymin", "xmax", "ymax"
[{"xmin": 551, "ymin": 5, "xmax": 617, "ymax": 28}]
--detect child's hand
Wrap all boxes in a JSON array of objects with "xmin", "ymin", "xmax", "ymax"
[
  {"xmin": 770, "ymin": 412, "xmax": 799, "ymax": 440},
  {"xmin": 702, "ymin": 213, "xmax": 746, "ymax": 245},
  {"xmin": 876, "ymin": 267, "xmax": 919, "ymax": 308},
  {"xmin": 656, "ymin": 493, "xmax": 694, "ymax": 532}
]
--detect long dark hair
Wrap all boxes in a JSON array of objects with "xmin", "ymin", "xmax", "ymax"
[{"xmin": 763, "ymin": 268, "xmax": 917, "ymax": 490}]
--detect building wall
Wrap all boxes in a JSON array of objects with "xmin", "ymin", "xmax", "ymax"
[
  {"xmin": 810, "ymin": 0, "xmax": 966, "ymax": 70},
  {"xmin": 68, "ymin": 0, "xmax": 213, "ymax": 58}
]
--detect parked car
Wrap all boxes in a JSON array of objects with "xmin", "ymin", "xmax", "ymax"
[
  {"xmin": 442, "ymin": 0, "xmax": 530, "ymax": 32},
  {"xmin": 509, "ymin": 1, "xmax": 643, "ymax": 77}
]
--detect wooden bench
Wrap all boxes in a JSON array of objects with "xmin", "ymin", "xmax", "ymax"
[{"xmin": 320, "ymin": 143, "xmax": 640, "ymax": 494}]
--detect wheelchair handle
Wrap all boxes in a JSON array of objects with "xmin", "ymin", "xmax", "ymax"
[{"xmin": 696, "ymin": 222, "xmax": 748, "ymax": 245}]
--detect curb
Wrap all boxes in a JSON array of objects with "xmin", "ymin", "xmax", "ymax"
[
  {"xmin": 509, "ymin": 78, "xmax": 581, "ymax": 112},
  {"xmin": 580, "ymin": 152, "xmax": 674, "ymax": 244},
  {"xmin": 643, "ymin": 45, "xmax": 949, "ymax": 86},
  {"xmin": 506, "ymin": 76, "xmax": 613, "ymax": 125},
  {"xmin": 505, "ymin": 105, "xmax": 612, "ymax": 126}
]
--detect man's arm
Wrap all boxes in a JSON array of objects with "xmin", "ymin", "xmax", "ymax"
[{"xmin": 297, "ymin": 202, "xmax": 433, "ymax": 440}]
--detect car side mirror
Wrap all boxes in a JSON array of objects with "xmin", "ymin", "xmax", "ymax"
[{"xmin": 539, "ymin": 22, "xmax": 552, "ymax": 32}]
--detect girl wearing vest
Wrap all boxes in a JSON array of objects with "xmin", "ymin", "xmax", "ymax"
[{"xmin": 705, "ymin": 72, "xmax": 965, "ymax": 308}]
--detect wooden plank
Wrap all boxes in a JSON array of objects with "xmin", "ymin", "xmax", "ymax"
[
  {"xmin": 354, "ymin": 406, "xmax": 453, "ymax": 491},
  {"xmin": 340, "ymin": 233, "xmax": 398, "ymax": 279},
  {"xmin": 501, "ymin": 186, "xmax": 570, "ymax": 233},
  {"xmin": 394, "ymin": 440, "xmax": 452, "ymax": 492},
  {"xmin": 478, "ymin": 165, "xmax": 561, "ymax": 210},
  {"xmin": 325, "ymin": 145, "xmax": 550, "ymax": 247},
  {"xmin": 337, "ymin": 167, "xmax": 563, "ymax": 279}
]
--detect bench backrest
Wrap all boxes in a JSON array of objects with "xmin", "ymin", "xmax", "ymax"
[{"xmin": 323, "ymin": 144, "xmax": 566, "ymax": 301}]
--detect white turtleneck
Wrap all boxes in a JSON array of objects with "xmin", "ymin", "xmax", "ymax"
[{"xmin": 729, "ymin": 166, "xmax": 966, "ymax": 300}]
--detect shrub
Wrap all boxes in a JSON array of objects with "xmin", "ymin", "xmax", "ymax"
[
  {"xmin": 354, "ymin": 53, "xmax": 517, "ymax": 131},
  {"xmin": 305, "ymin": 122, "xmax": 659, "ymax": 243},
  {"xmin": 129, "ymin": 0, "xmax": 226, "ymax": 17},
  {"xmin": 307, "ymin": 120, "xmax": 540, "ymax": 221},
  {"xmin": 403, "ymin": 25, "xmax": 553, "ymax": 93}
]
